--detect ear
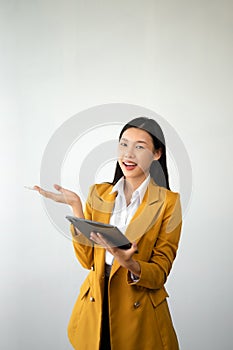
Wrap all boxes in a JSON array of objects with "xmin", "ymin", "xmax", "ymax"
[{"xmin": 153, "ymin": 148, "xmax": 162, "ymax": 161}]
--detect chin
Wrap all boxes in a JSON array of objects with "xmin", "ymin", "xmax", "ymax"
[{"xmin": 124, "ymin": 172, "xmax": 145, "ymax": 179}]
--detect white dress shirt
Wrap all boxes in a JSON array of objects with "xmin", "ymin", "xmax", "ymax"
[{"xmin": 105, "ymin": 175, "xmax": 151, "ymax": 266}]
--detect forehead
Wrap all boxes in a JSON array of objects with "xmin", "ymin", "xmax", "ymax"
[{"xmin": 120, "ymin": 127, "xmax": 153, "ymax": 143}]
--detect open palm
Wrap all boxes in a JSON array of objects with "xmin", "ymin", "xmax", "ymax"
[{"xmin": 33, "ymin": 184, "xmax": 81, "ymax": 207}]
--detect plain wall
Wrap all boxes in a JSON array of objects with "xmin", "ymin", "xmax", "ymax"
[{"xmin": 1, "ymin": 0, "xmax": 233, "ymax": 349}]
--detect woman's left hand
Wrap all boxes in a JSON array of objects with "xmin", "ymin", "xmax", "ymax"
[{"xmin": 89, "ymin": 232, "xmax": 141, "ymax": 277}]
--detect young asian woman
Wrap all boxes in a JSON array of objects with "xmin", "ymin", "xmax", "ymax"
[{"xmin": 34, "ymin": 117, "xmax": 182, "ymax": 350}]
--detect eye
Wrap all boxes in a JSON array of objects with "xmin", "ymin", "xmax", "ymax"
[
  {"xmin": 119, "ymin": 142, "xmax": 127, "ymax": 147},
  {"xmin": 136, "ymin": 145, "xmax": 144, "ymax": 149}
]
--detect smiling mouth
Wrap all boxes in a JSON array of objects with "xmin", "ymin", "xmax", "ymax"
[{"xmin": 122, "ymin": 161, "xmax": 137, "ymax": 170}]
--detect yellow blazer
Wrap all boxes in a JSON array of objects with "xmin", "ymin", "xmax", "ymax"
[{"xmin": 68, "ymin": 178, "xmax": 182, "ymax": 350}]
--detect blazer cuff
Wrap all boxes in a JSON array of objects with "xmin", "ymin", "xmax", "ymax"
[
  {"xmin": 130, "ymin": 272, "xmax": 140, "ymax": 282},
  {"xmin": 127, "ymin": 260, "xmax": 165, "ymax": 289},
  {"xmin": 127, "ymin": 261, "xmax": 142, "ymax": 285}
]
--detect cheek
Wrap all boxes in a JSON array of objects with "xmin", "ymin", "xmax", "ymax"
[
  {"xmin": 117, "ymin": 149, "xmax": 122, "ymax": 159},
  {"xmin": 139, "ymin": 153, "xmax": 154, "ymax": 168},
  {"xmin": 117, "ymin": 146, "xmax": 125, "ymax": 158},
  {"xmin": 139, "ymin": 149, "xmax": 154, "ymax": 161}
]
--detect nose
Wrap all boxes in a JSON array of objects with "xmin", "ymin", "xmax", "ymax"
[{"xmin": 124, "ymin": 145, "xmax": 135, "ymax": 158}]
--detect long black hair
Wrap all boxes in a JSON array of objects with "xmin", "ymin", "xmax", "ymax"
[{"xmin": 112, "ymin": 117, "xmax": 170, "ymax": 190}]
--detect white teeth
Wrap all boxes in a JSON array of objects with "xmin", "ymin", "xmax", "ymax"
[{"xmin": 124, "ymin": 162, "xmax": 136, "ymax": 166}]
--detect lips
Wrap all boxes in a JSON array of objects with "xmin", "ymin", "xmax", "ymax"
[{"xmin": 122, "ymin": 161, "xmax": 137, "ymax": 170}]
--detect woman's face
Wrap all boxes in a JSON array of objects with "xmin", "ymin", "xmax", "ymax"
[{"xmin": 118, "ymin": 127, "xmax": 161, "ymax": 182}]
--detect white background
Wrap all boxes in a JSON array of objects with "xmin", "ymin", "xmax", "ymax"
[{"xmin": 1, "ymin": 1, "xmax": 233, "ymax": 349}]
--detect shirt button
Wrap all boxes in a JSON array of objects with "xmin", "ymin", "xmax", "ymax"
[
  {"xmin": 90, "ymin": 297, "xmax": 95, "ymax": 302},
  {"xmin": 134, "ymin": 301, "xmax": 140, "ymax": 309}
]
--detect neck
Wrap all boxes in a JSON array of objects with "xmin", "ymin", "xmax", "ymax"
[{"xmin": 124, "ymin": 174, "xmax": 148, "ymax": 193}]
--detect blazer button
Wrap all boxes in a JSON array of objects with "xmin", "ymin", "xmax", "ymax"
[
  {"xmin": 134, "ymin": 301, "xmax": 140, "ymax": 309},
  {"xmin": 90, "ymin": 297, "xmax": 95, "ymax": 302}
]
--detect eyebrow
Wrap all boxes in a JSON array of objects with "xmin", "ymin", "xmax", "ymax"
[{"xmin": 120, "ymin": 137, "xmax": 149, "ymax": 145}]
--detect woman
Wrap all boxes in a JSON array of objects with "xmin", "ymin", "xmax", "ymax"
[{"xmin": 34, "ymin": 117, "xmax": 182, "ymax": 350}]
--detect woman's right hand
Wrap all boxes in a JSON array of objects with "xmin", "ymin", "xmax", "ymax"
[{"xmin": 33, "ymin": 184, "xmax": 81, "ymax": 207}]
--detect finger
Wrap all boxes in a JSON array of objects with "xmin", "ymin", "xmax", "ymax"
[
  {"xmin": 90, "ymin": 232, "xmax": 102, "ymax": 243},
  {"xmin": 90, "ymin": 232, "xmax": 112, "ymax": 250},
  {"xmin": 96, "ymin": 233, "xmax": 113, "ymax": 249},
  {"xmin": 95, "ymin": 233, "xmax": 108, "ymax": 246},
  {"xmin": 33, "ymin": 185, "xmax": 63, "ymax": 202},
  {"xmin": 74, "ymin": 227, "xmax": 82, "ymax": 235},
  {"xmin": 33, "ymin": 185, "xmax": 49, "ymax": 195},
  {"xmin": 131, "ymin": 242, "xmax": 139, "ymax": 254},
  {"xmin": 90, "ymin": 232, "xmax": 106, "ymax": 247},
  {"xmin": 89, "ymin": 232, "xmax": 98, "ymax": 241},
  {"xmin": 33, "ymin": 186, "xmax": 47, "ymax": 195},
  {"xmin": 39, "ymin": 188, "xmax": 55, "ymax": 198},
  {"xmin": 54, "ymin": 184, "xmax": 64, "ymax": 193},
  {"xmin": 37, "ymin": 187, "xmax": 60, "ymax": 201}
]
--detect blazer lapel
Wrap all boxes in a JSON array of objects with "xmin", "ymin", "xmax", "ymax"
[
  {"xmin": 125, "ymin": 180, "xmax": 164, "ymax": 243},
  {"xmin": 92, "ymin": 185, "xmax": 117, "ymax": 224}
]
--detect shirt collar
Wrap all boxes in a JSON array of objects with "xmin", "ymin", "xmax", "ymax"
[{"xmin": 110, "ymin": 175, "xmax": 151, "ymax": 204}]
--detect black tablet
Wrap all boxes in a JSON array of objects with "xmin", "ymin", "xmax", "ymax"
[{"xmin": 66, "ymin": 216, "xmax": 132, "ymax": 250}]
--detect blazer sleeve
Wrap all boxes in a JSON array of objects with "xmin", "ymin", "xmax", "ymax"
[
  {"xmin": 127, "ymin": 191, "xmax": 182, "ymax": 290},
  {"xmin": 70, "ymin": 185, "xmax": 95, "ymax": 270}
]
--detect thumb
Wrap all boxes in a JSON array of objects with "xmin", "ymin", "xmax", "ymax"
[
  {"xmin": 54, "ymin": 184, "xmax": 64, "ymax": 193},
  {"xmin": 131, "ymin": 242, "xmax": 139, "ymax": 253}
]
